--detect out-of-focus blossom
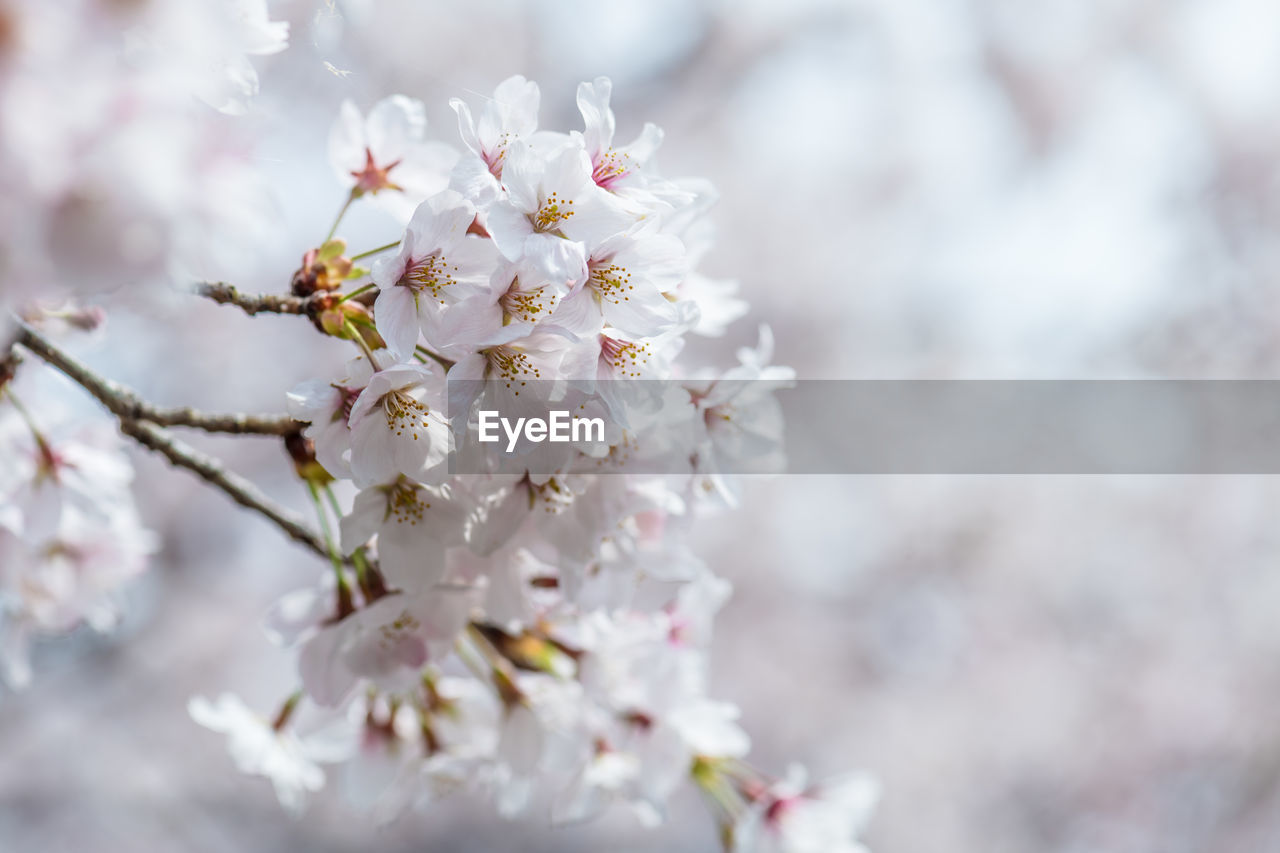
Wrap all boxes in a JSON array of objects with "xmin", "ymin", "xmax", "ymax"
[
  {"xmin": 329, "ymin": 96, "xmax": 459, "ymax": 222},
  {"xmin": 188, "ymin": 692, "xmax": 347, "ymax": 815},
  {"xmin": 0, "ymin": 390, "xmax": 155, "ymax": 690},
  {"xmin": 0, "ymin": 0, "xmax": 285, "ymax": 308},
  {"xmin": 731, "ymin": 766, "xmax": 880, "ymax": 853}
]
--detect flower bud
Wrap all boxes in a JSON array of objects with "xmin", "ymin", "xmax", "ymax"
[
  {"xmin": 284, "ymin": 432, "xmax": 332, "ymax": 487},
  {"xmin": 291, "ymin": 239, "xmax": 353, "ymax": 296}
]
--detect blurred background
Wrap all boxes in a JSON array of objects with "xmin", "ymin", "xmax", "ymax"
[{"xmin": 5, "ymin": 0, "xmax": 1280, "ymax": 850}]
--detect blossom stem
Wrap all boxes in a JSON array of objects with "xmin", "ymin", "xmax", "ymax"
[
  {"xmin": 2, "ymin": 388, "xmax": 48, "ymax": 450},
  {"xmin": 343, "ymin": 319, "xmax": 377, "ymax": 362},
  {"xmin": 351, "ymin": 547, "xmax": 371, "ymax": 588},
  {"xmin": 305, "ymin": 478, "xmax": 346, "ymax": 584},
  {"xmin": 453, "ymin": 635, "xmax": 493, "ymax": 684},
  {"xmin": 321, "ymin": 483, "xmax": 344, "ymax": 522},
  {"xmin": 325, "ymin": 193, "xmax": 356, "ymax": 243},
  {"xmin": 338, "ymin": 283, "xmax": 377, "ymax": 303},
  {"xmin": 414, "ymin": 345, "xmax": 455, "ymax": 371},
  {"xmin": 350, "ymin": 241, "xmax": 400, "ymax": 262},
  {"xmin": 271, "ymin": 689, "xmax": 304, "ymax": 732}
]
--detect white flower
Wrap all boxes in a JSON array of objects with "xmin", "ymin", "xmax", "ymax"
[
  {"xmin": 686, "ymin": 326, "xmax": 796, "ymax": 505},
  {"xmin": 329, "ymin": 96, "xmax": 459, "ymax": 222},
  {"xmin": 286, "ymin": 353, "xmax": 379, "ymax": 480},
  {"xmin": 339, "ymin": 479, "xmax": 471, "ymax": 591},
  {"xmin": 732, "ymin": 766, "xmax": 880, "ymax": 853},
  {"xmin": 485, "ymin": 140, "xmax": 634, "ymax": 283},
  {"xmin": 372, "ymin": 190, "xmax": 496, "ymax": 357},
  {"xmin": 346, "ymin": 360, "xmax": 452, "ymax": 488},
  {"xmin": 299, "ymin": 587, "xmax": 478, "ymax": 707},
  {"xmin": 189, "ymin": 693, "xmax": 336, "ymax": 815},
  {"xmin": 556, "ymin": 228, "xmax": 690, "ymax": 339},
  {"xmin": 449, "ymin": 75, "xmax": 542, "ymax": 206},
  {"xmin": 574, "ymin": 76, "xmax": 664, "ymax": 193}
]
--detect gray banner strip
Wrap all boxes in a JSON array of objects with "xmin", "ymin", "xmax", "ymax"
[
  {"xmin": 446, "ymin": 380, "xmax": 1280, "ymax": 474},
  {"xmin": 781, "ymin": 381, "xmax": 1280, "ymax": 474}
]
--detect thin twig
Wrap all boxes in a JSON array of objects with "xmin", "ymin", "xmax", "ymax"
[
  {"xmin": 194, "ymin": 282, "xmax": 316, "ymax": 316},
  {"xmin": 13, "ymin": 323, "xmax": 302, "ymax": 436},
  {"xmin": 12, "ymin": 320, "xmax": 330, "ymax": 560},
  {"xmin": 120, "ymin": 419, "xmax": 329, "ymax": 560}
]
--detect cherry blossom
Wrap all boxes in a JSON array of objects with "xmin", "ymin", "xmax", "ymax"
[
  {"xmin": 371, "ymin": 190, "xmax": 497, "ymax": 356},
  {"xmin": 449, "ymin": 75, "xmax": 542, "ymax": 206},
  {"xmin": 330, "ymin": 96, "xmax": 459, "ymax": 222},
  {"xmin": 731, "ymin": 766, "xmax": 881, "ymax": 853},
  {"xmin": 189, "ymin": 692, "xmax": 346, "ymax": 815},
  {"xmin": 485, "ymin": 140, "xmax": 634, "ymax": 282},
  {"xmin": 346, "ymin": 359, "xmax": 452, "ymax": 488},
  {"xmin": 574, "ymin": 76, "xmax": 664, "ymax": 194}
]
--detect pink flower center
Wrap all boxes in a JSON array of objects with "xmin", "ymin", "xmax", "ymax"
[{"xmin": 350, "ymin": 147, "xmax": 403, "ymax": 195}]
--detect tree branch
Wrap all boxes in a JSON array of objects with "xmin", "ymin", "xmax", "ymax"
[
  {"xmin": 13, "ymin": 323, "xmax": 302, "ymax": 436},
  {"xmin": 11, "ymin": 320, "xmax": 330, "ymax": 561},
  {"xmin": 118, "ymin": 419, "xmax": 329, "ymax": 560}
]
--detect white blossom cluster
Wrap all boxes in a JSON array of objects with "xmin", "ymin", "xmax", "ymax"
[
  {"xmin": 0, "ymin": 7, "xmax": 880, "ymax": 840},
  {"xmin": 184, "ymin": 76, "xmax": 879, "ymax": 850},
  {"xmin": 0, "ymin": 370, "xmax": 156, "ymax": 689}
]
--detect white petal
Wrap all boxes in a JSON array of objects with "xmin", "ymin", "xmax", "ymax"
[
  {"xmin": 366, "ymin": 96, "xmax": 426, "ymax": 163},
  {"xmin": 374, "ymin": 286, "xmax": 421, "ymax": 361},
  {"xmin": 328, "ymin": 100, "xmax": 366, "ymax": 179}
]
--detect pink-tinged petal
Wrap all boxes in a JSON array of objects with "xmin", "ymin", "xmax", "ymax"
[
  {"xmin": 405, "ymin": 190, "xmax": 476, "ymax": 256},
  {"xmin": 499, "ymin": 703, "xmax": 544, "ymax": 774},
  {"xmin": 548, "ymin": 289, "xmax": 604, "ymax": 338},
  {"xmin": 262, "ymin": 586, "xmax": 327, "ymax": 646},
  {"xmin": 449, "ymin": 155, "xmax": 502, "ymax": 208},
  {"xmin": 559, "ymin": 188, "xmax": 637, "ymax": 249},
  {"xmin": 341, "ymin": 609, "xmax": 428, "ymax": 678},
  {"xmin": 328, "ymin": 100, "xmax": 367, "ymax": 178},
  {"xmin": 627, "ymin": 232, "xmax": 688, "ymax": 285},
  {"xmin": 544, "ymin": 144, "xmax": 595, "ymax": 198},
  {"xmin": 391, "ymin": 141, "xmax": 459, "ymax": 197},
  {"xmin": 348, "ymin": 418, "xmax": 401, "ymax": 488},
  {"xmin": 523, "ymin": 234, "xmax": 587, "ymax": 287},
  {"xmin": 374, "ymin": 285, "xmax": 421, "ymax": 361},
  {"xmin": 600, "ymin": 294, "xmax": 679, "ymax": 339},
  {"xmin": 620, "ymin": 122, "xmax": 664, "ymax": 164},
  {"xmin": 449, "ymin": 97, "xmax": 481, "ymax": 156},
  {"xmin": 491, "ymin": 75, "xmax": 540, "ymax": 139},
  {"xmin": 376, "ymin": 524, "xmax": 446, "ymax": 591},
  {"xmin": 339, "ymin": 487, "xmax": 386, "ymax": 555},
  {"xmin": 430, "ymin": 296, "xmax": 504, "ymax": 356},
  {"xmin": 498, "ymin": 141, "xmax": 543, "ymax": 212},
  {"xmin": 576, "ymin": 76, "xmax": 615, "ymax": 158},
  {"xmin": 389, "ymin": 417, "xmax": 450, "ymax": 486},
  {"xmin": 486, "ymin": 201, "xmax": 535, "ymax": 262},
  {"xmin": 299, "ymin": 623, "xmax": 354, "ymax": 707},
  {"xmin": 286, "ymin": 378, "xmax": 339, "ymax": 423},
  {"xmin": 371, "ymin": 246, "xmax": 409, "ymax": 291},
  {"xmin": 365, "ymin": 95, "xmax": 426, "ymax": 163},
  {"xmin": 465, "ymin": 482, "xmax": 530, "ymax": 556}
]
